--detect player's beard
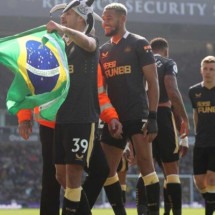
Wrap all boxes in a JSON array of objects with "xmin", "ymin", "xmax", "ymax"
[{"xmin": 105, "ymin": 26, "xmax": 119, "ymax": 37}]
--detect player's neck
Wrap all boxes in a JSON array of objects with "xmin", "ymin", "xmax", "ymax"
[
  {"xmin": 202, "ymin": 81, "xmax": 215, "ymax": 89},
  {"xmin": 111, "ymin": 29, "xmax": 126, "ymax": 44}
]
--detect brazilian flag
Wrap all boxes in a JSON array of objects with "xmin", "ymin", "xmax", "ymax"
[{"xmin": 0, "ymin": 25, "xmax": 69, "ymax": 121}]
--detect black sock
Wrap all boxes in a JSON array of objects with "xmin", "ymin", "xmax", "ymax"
[
  {"xmin": 145, "ymin": 182, "xmax": 160, "ymax": 213},
  {"xmin": 62, "ymin": 197, "xmax": 79, "ymax": 215},
  {"xmin": 163, "ymin": 186, "xmax": 171, "ymax": 215},
  {"xmin": 202, "ymin": 192, "xmax": 207, "ymax": 200},
  {"xmin": 122, "ymin": 190, "xmax": 126, "ymax": 205},
  {"xmin": 136, "ymin": 177, "xmax": 148, "ymax": 215},
  {"xmin": 167, "ymin": 183, "xmax": 182, "ymax": 215},
  {"xmin": 76, "ymin": 190, "xmax": 92, "ymax": 215},
  {"xmin": 104, "ymin": 181, "xmax": 127, "ymax": 215},
  {"xmin": 205, "ymin": 193, "xmax": 215, "ymax": 215},
  {"xmin": 83, "ymin": 162, "xmax": 109, "ymax": 208},
  {"xmin": 83, "ymin": 139, "xmax": 109, "ymax": 208}
]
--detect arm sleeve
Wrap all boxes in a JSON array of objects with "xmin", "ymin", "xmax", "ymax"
[
  {"xmin": 17, "ymin": 109, "xmax": 32, "ymax": 123},
  {"xmin": 97, "ymin": 64, "xmax": 119, "ymax": 123},
  {"xmin": 136, "ymin": 37, "xmax": 155, "ymax": 67},
  {"xmin": 165, "ymin": 59, "xmax": 178, "ymax": 77}
]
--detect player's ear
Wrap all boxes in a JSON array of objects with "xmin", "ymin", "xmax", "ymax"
[{"xmin": 121, "ymin": 14, "xmax": 126, "ymax": 23}]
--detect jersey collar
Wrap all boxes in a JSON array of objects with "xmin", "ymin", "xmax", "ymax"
[
  {"xmin": 201, "ymin": 81, "xmax": 215, "ymax": 90},
  {"xmin": 111, "ymin": 31, "xmax": 129, "ymax": 44}
]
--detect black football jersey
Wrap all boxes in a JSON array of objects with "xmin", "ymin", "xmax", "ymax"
[
  {"xmin": 56, "ymin": 36, "xmax": 100, "ymax": 123},
  {"xmin": 100, "ymin": 32, "xmax": 155, "ymax": 122},
  {"xmin": 189, "ymin": 83, "xmax": 215, "ymax": 147}
]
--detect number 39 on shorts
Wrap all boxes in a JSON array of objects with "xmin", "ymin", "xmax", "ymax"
[{"xmin": 71, "ymin": 138, "xmax": 89, "ymax": 154}]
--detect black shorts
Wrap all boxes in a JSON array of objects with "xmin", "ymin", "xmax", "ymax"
[
  {"xmin": 101, "ymin": 119, "xmax": 147, "ymax": 150},
  {"xmin": 54, "ymin": 123, "xmax": 96, "ymax": 167},
  {"xmin": 193, "ymin": 146, "xmax": 215, "ymax": 175},
  {"xmin": 152, "ymin": 107, "xmax": 179, "ymax": 163}
]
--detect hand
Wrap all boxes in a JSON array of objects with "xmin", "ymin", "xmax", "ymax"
[
  {"xmin": 147, "ymin": 118, "xmax": 158, "ymax": 133},
  {"xmin": 180, "ymin": 120, "xmax": 189, "ymax": 138},
  {"xmin": 123, "ymin": 146, "xmax": 130, "ymax": 161},
  {"xmin": 124, "ymin": 141, "xmax": 136, "ymax": 166},
  {"xmin": 108, "ymin": 118, "xmax": 123, "ymax": 139},
  {"xmin": 142, "ymin": 118, "xmax": 158, "ymax": 142},
  {"xmin": 179, "ymin": 136, "xmax": 189, "ymax": 157},
  {"xmin": 46, "ymin": 20, "xmax": 64, "ymax": 34},
  {"xmin": 127, "ymin": 151, "xmax": 137, "ymax": 166},
  {"xmin": 18, "ymin": 120, "xmax": 32, "ymax": 140}
]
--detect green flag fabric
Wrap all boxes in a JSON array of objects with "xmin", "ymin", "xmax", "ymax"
[{"xmin": 0, "ymin": 25, "xmax": 69, "ymax": 121}]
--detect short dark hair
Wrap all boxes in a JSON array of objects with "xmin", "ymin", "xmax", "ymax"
[
  {"xmin": 104, "ymin": 3, "xmax": 127, "ymax": 15},
  {"xmin": 150, "ymin": 37, "xmax": 168, "ymax": 51}
]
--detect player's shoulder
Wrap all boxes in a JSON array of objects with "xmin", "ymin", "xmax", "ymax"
[
  {"xmin": 167, "ymin": 57, "xmax": 176, "ymax": 65},
  {"xmin": 156, "ymin": 55, "xmax": 178, "ymax": 75},
  {"xmin": 189, "ymin": 82, "xmax": 202, "ymax": 92},
  {"xmin": 166, "ymin": 58, "xmax": 177, "ymax": 72},
  {"xmin": 189, "ymin": 83, "xmax": 203, "ymax": 99},
  {"xmin": 155, "ymin": 55, "xmax": 176, "ymax": 67},
  {"xmin": 128, "ymin": 32, "xmax": 146, "ymax": 40},
  {"xmin": 155, "ymin": 54, "xmax": 167, "ymax": 63},
  {"xmin": 161, "ymin": 56, "xmax": 176, "ymax": 67},
  {"xmin": 128, "ymin": 32, "xmax": 150, "ymax": 44},
  {"xmin": 127, "ymin": 33, "xmax": 153, "ymax": 55},
  {"xmin": 189, "ymin": 82, "xmax": 202, "ymax": 89}
]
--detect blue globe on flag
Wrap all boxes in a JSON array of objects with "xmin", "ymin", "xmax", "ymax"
[{"xmin": 26, "ymin": 40, "xmax": 59, "ymax": 94}]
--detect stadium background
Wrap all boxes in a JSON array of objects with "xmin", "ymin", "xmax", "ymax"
[{"xmin": 0, "ymin": 0, "xmax": 214, "ymax": 209}]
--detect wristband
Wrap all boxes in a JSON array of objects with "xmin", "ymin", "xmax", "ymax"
[
  {"xmin": 180, "ymin": 136, "xmax": 189, "ymax": 148},
  {"xmin": 148, "ymin": 111, "xmax": 157, "ymax": 120}
]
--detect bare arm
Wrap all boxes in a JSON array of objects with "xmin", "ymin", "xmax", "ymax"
[
  {"xmin": 193, "ymin": 109, "xmax": 198, "ymax": 134},
  {"xmin": 165, "ymin": 75, "xmax": 189, "ymax": 136},
  {"xmin": 142, "ymin": 63, "xmax": 159, "ymax": 141},
  {"xmin": 46, "ymin": 20, "xmax": 97, "ymax": 52},
  {"xmin": 143, "ymin": 63, "xmax": 159, "ymax": 112}
]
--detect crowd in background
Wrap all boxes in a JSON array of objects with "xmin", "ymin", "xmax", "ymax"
[
  {"xmin": 0, "ymin": 143, "xmax": 42, "ymax": 207},
  {"xmin": 0, "ymin": 141, "xmax": 203, "ymax": 207}
]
